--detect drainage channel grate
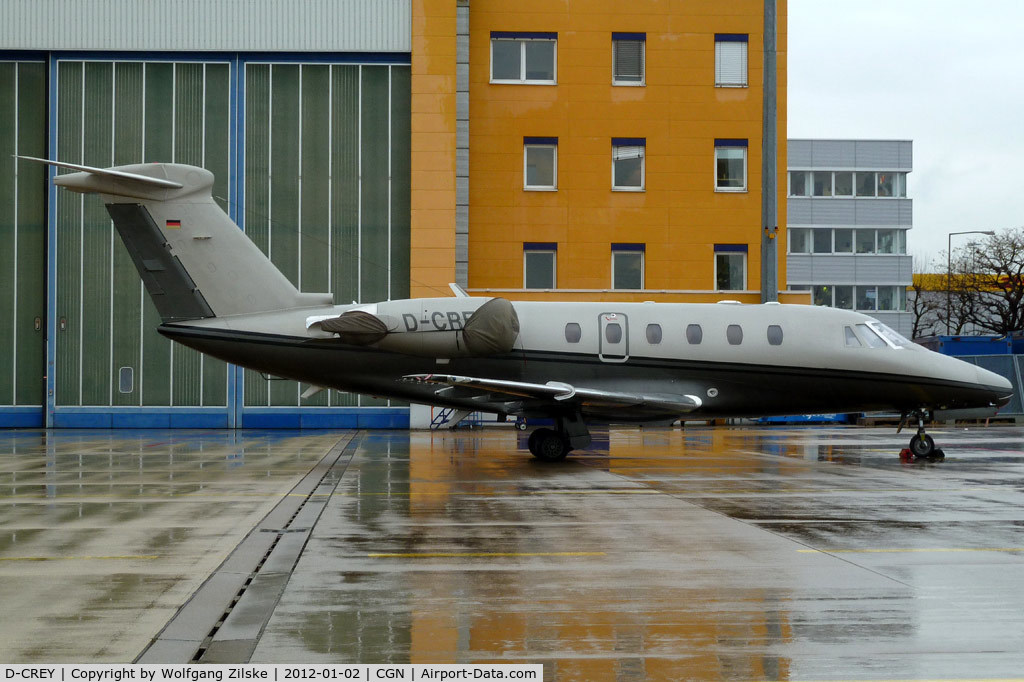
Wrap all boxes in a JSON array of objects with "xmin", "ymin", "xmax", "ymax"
[{"xmin": 134, "ymin": 432, "xmax": 358, "ymax": 664}]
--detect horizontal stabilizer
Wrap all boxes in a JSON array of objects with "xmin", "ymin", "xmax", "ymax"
[{"xmin": 16, "ymin": 156, "xmax": 184, "ymax": 190}]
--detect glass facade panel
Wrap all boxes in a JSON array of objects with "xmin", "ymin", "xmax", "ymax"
[
  {"xmin": 812, "ymin": 171, "xmax": 832, "ymax": 196},
  {"xmin": 789, "ymin": 170, "xmax": 808, "ymax": 196},
  {"xmin": 789, "ymin": 228, "xmax": 809, "ymax": 254},
  {"xmin": 834, "ymin": 171, "xmax": 853, "ymax": 196},
  {"xmin": 835, "ymin": 285, "xmax": 853, "ymax": 309},
  {"xmin": 856, "ymin": 229, "xmax": 876, "ymax": 254},
  {"xmin": 856, "ymin": 286, "xmax": 877, "ymax": 311},
  {"xmin": 877, "ymin": 172, "xmax": 894, "ymax": 197},
  {"xmin": 878, "ymin": 286, "xmax": 895, "ymax": 311},
  {"xmin": 813, "ymin": 229, "xmax": 832, "ymax": 253},
  {"xmin": 835, "ymin": 229, "xmax": 853, "ymax": 253},
  {"xmin": 813, "ymin": 285, "xmax": 831, "ymax": 306},
  {"xmin": 877, "ymin": 229, "xmax": 896, "ymax": 254},
  {"xmin": 856, "ymin": 171, "xmax": 875, "ymax": 197}
]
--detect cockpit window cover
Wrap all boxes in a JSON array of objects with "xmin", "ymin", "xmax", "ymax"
[
  {"xmin": 868, "ymin": 321, "xmax": 912, "ymax": 349},
  {"xmin": 856, "ymin": 323, "xmax": 888, "ymax": 348}
]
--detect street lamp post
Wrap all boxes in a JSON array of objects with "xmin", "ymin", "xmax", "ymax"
[{"xmin": 946, "ymin": 230, "xmax": 996, "ymax": 334}]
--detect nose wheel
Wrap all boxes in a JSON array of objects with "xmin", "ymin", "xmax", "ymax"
[{"xmin": 899, "ymin": 411, "xmax": 945, "ymax": 462}]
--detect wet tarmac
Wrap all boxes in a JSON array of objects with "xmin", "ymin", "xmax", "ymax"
[{"xmin": 3, "ymin": 425, "xmax": 1024, "ymax": 679}]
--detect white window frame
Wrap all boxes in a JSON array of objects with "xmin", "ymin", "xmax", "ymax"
[
  {"xmin": 611, "ymin": 248, "xmax": 645, "ymax": 290},
  {"xmin": 490, "ymin": 37, "xmax": 557, "ymax": 85},
  {"xmin": 612, "ymin": 35, "xmax": 645, "ymax": 86},
  {"xmin": 612, "ymin": 143, "xmax": 645, "ymax": 191},
  {"xmin": 523, "ymin": 142, "xmax": 557, "ymax": 191},
  {"xmin": 715, "ymin": 36, "xmax": 748, "ymax": 87},
  {"xmin": 714, "ymin": 251, "xmax": 747, "ymax": 291},
  {"xmin": 714, "ymin": 144, "xmax": 747, "ymax": 192},
  {"xmin": 523, "ymin": 248, "xmax": 556, "ymax": 289}
]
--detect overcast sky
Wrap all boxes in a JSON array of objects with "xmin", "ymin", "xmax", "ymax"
[{"xmin": 787, "ymin": 0, "xmax": 1024, "ymax": 270}]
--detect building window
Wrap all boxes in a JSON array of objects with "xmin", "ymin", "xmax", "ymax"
[
  {"xmin": 715, "ymin": 244, "xmax": 747, "ymax": 291},
  {"xmin": 524, "ymin": 137, "xmax": 557, "ymax": 190},
  {"xmin": 715, "ymin": 34, "xmax": 748, "ymax": 87},
  {"xmin": 789, "ymin": 171, "xmax": 809, "ymax": 197},
  {"xmin": 524, "ymin": 243, "xmax": 556, "ymax": 289},
  {"xmin": 491, "ymin": 32, "xmax": 557, "ymax": 84},
  {"xmin": 835, "ymin": 285, "xmax": 854, "ymax": 309},
  {"xmin": 715, "ymin": 139, "xmax": 747, "ymax": 191},
  {"xmin": 612, "ymin": 33, "xmax": 645, "ymax": 85},
  {"xmin": 813, "ymin": 171, "xmax": 832, "ymax": 196},
  {"xmin": 789, "ymin": 228, "xmax": 809, "ymax": 254},
  {"xmin": 834, "ymin": 171, "xmax": 853, "ymax": 196},
  {"xmin": 612, "ymin": 138, "xmax": 645, "ymax": 191},
  {"xmin": 612, "ymin": 243, "xmax": 644, "ymax": 289},
  {"xmin": 856, "ymin": 229, "xmax": 876, "ymax": 254},
  {"xmin": 834, "ymin": 229, "xmax": 853, "ymax": 253},
  {"xmin": 855, "ymin": 171, "xmax": 875, "ymax": 197}
]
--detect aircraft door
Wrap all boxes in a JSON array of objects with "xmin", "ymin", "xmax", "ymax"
[{"xmin": 599, "ymin": 312, "xmax": 629, "ymax": 362}]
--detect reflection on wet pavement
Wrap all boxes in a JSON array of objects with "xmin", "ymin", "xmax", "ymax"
[
  {"xmin": 0, "ymin": 429, "xmax": 341, "ymax": 662},
  {"xmin": 252, "ymin": 426, "xmax": 1024, "ymax": 680}
]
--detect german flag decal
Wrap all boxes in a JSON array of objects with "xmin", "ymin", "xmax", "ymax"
[{"xmin": 166, "ymin": 219, "xmax": 181, "ymax": 229}]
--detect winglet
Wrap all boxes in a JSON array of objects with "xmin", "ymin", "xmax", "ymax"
[{"xmin": 15, "ymin": 156, "xmax": 184, "ymax": 190}]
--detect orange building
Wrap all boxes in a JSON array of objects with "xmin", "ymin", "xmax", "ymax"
[{"xmin": 411, "ymin": 0, "xmax": 796, "ymax": 304}]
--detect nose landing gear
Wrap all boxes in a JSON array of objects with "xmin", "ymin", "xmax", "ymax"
[{"xmin": 898, "ymin": 410, "xmax": 945, "ymax": 462}]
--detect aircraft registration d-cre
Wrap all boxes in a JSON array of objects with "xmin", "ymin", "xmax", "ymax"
[{"xmin": 22, "ymin": 157, "xmax": 1013, "ymax": 461}]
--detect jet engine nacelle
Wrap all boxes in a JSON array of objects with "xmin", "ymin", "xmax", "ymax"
[{"xmin": 309, "ymin": 297, "xmax": 520, "ymax": 359}]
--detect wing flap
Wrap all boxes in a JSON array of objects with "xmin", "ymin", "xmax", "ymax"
[{"xmin": 403, "ymin": 374, "xmax": 702, "ymax": 414}]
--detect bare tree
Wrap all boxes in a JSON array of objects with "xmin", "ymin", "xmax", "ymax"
[{"xmin": 960, "ymin": 228, "xmax": 1024, "ymax": 335}]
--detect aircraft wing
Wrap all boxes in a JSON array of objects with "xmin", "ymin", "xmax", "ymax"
[{"xmin": 403, "ymin": 373, "xmax": 703, "ymax": 414}]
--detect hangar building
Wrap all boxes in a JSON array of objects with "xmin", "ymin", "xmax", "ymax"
[{"xmin": 0, "ymin": 0, "xmax": 792, "ymax": 428}]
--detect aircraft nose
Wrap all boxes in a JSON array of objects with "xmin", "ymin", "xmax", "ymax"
[{"xmin": 976, "ymin": 366, "xmax": 1014, "ymax": 406}]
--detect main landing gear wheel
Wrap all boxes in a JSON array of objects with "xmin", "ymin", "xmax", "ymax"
[{"xmin": 528, "ymin": 428, "xmax": 570, "ymax": 462}]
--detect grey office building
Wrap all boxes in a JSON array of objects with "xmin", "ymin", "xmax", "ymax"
[{"xmin": 786, "ymin": 139, "xmax": 913, "ymax": 335}]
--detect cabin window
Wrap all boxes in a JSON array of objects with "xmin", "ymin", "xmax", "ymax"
[
  {"xmin": 565, "ymin": 322, "xmax": 582, "ymax": 343},
  {"xmin": 766, "ymin": 325, "xmax": 783, "ymax": 346},
  {"xmin": 646, "ymin": 323, "xmax": 662, "ymax": 344},
  {"xmin": 686, "ymin": 324, "xmax": 703, "ymax": 345},
  {"xmin": 605, "ymin": 323, "xmax": 623, "ymax": 344},
  {"xmin": 844, "ymin": 326, "xmax": 862, "ymax": 347},
  {"xmin": 857, "ymin": 323, "xmax": 887, "ymax": 348},
  {"xmin": 726, "ymin": 324, "xmax": 743, "ymax": 345}
]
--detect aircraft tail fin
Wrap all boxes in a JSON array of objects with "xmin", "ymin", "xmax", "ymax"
[{"xmin": 20, "ymin": 157, "xmax": 333, "ymax": 322}]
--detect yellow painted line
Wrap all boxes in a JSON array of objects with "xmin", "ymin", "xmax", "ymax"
[
  {"xmin": 337, "ymin": 490, "xmax": 659, "ymax": 496},
  {"xmin": 799, "ymin": 548, "xmax": 1024, "ymax": 554},
  {"xmin": 0, "ymin": 554, "xmax": 159, "ymax": 562},
  {"xmin": 368, "ymin": 551, "xmax": 606, "ymax": 558}
]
